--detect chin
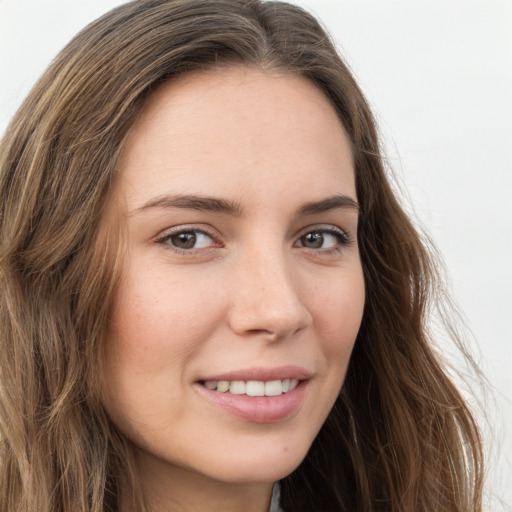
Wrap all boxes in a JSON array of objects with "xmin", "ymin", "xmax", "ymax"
[{"xmin": 201, "ymin": 436, "xmax": 312, "ymax": 484}]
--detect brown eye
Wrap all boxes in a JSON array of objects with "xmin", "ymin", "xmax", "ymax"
[
  {"xmin": 159, "ymin": 229, "xmax": 216, "ymax": 251},
  {"xmin": 295, "ymin": 228, "xmax": 350, "ymax": 251},
  {"xmin": 170, "ymin": 232, "xmax": 197, "ymax": 249},
  {"xmin": 300, "ymin": 232, "xmax": 324, "ymax": 249}
]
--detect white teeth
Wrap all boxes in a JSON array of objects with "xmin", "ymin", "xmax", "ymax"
[
  {"xmin": 202, "ymin": 378, "xmax": 301, "ymax": 396},
  {"xmin": 246, "ymin": 380, "xmax": 265, "ymax": 396},
  {"xmin": 229, "ymin": 381, "xmax": 246, "ymax": 394},
  {"xmin": 217, "ymin": 380, "xmax": 230, "ymax": 392},
  {"xmin": 265, "ymin": 380, "xmax": 283, "ymax": 396}
]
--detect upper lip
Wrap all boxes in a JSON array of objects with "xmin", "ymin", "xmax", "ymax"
[{"xmin": 198, "ymin": 365, "xmax": 312, "ymax": 382}]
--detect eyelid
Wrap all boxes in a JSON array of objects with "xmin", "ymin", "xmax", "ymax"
[
  {"xmin": 154, "ymin": 224, "xmax": 222, "ymax": 252},
  {"xmin": 153, "ymin": 223, "xmax": 353, "ymax": 256},
  {"xmin": 295, "ymin": 224, "xmax": 351, "ymax": 241},
  {"xmin": 294, "ymin": 224, "xmax": 353, "ymax": 251}
]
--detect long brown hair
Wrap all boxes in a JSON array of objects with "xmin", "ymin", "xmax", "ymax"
[{"xmin": 0, "ymin": 1, "xmax": 484, "ymax": 510}]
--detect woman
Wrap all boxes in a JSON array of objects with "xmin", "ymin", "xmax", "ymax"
[{"xmin": 0, "ymin": 1, "xmax": 484, "ymax": 511}]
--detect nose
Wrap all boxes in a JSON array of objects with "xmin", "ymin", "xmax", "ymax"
[{"xmin": 227, "ymin": 247, "xmax": 312, "ymax": 341}]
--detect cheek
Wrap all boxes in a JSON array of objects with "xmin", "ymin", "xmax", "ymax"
[
  {"xmin": 101, "ymin": 265, "xmax": 225, "ymax": 425},
  {"xmin": 307, "ymin": 269, "xmax": 364, "ymax": 419},
  {"xmin": 312, "ymin": 270, "xmax": 365, "ymax": 357},
  {"xmin": 107, "ymin": 265, "xmax": 224, "ymax": 365},
  {"xmin": 291, "ymin": 270, "xmax": 364, "ymax": 446}
]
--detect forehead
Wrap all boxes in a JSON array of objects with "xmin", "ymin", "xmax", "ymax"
[{"xmin": 115, "ymin": 66, "xmax": 355, "ymax": 210}]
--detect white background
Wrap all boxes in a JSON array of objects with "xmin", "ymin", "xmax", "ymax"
[{"xmin": 1, "ymin": 0, "xmax": 510, "ymax": 509}]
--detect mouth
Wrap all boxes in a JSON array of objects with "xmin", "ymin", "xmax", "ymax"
[
  {"xmin": 199, "ymin": 378, "xmax": 300, "ymax": 396},
  {"xmin": 195, "ymin": 367, "xmax": 310, "ymax": 423}
]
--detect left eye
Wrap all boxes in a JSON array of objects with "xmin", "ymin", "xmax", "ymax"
[
  {"xmin": 295, "ymin": 229, "xmax": 349, "ymax": 250},
  {"xmin": 161, "ymin": 230, "xmax": 215, "ymax": 250}
]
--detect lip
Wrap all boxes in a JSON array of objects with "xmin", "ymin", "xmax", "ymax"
[
  {"xmin": 198, "ymin": 365, "xmax": 312, "ymax": 382},
  {"xmin": 194, "ymin": 366, "xmax": 311, "ymax": 424},
  {"xmin": 195, "ymin": 380, "xmax": 308, "ymax": 423}
]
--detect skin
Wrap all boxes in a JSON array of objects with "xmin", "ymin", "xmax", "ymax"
[{"xmin": 101, "ymin": 66, "xmax": 365, "ymax": 512}]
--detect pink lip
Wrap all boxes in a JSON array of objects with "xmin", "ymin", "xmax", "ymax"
[
  {"xmin": 194, "ymin": 366, "xmax": 311, "ymax": 424},
  {"xmin": 199, "ymin": 365, "xmax": 312, "ymax": 382}
]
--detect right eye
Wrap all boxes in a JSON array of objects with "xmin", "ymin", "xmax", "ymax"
[{"xmin": 156, "ymin": 227, "xmax": 218, "ymax": 252}]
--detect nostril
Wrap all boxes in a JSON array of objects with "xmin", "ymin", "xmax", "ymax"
[{"xmin": 246, "ymin": 329, "xmax": 280, "ymax": 342}]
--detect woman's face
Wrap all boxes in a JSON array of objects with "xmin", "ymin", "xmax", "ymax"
[{"xmin": 102, "ymin": 66, "xmax": 365, "ymax": 486}]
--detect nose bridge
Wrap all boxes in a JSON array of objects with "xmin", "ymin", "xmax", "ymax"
[{"xmin": 228, "ymin": 239, "xmax": 312, "ymax": 339}]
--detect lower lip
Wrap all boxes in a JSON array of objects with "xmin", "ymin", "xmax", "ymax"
[{"xmin": 195, "ymin": 381, "xmax": 308, "ymax": 423}]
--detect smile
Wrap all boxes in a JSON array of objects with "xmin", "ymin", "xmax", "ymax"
[
  {"xmin": 201, "ymin": 379, "xmax": 300, "ymax": 396},
  {"xmin": 195, "ymin": 368, "xmax": 310, "ymax": 423}
]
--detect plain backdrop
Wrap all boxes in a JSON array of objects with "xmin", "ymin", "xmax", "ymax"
[{"xmin": 1, "ymin": 0, "xmax": 511, "ymax": 509}]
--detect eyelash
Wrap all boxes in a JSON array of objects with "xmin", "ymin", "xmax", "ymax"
[
  {"xmin": 155, "ymin": 226, "xmax": 220, "ymax": 255},
  {"xmin": 294, "ymin": 226, "xmax": 352, "ymax": 255},
  {"xmin": 155, "ymin": 225, "xmax": 352, "ymax": 256}
]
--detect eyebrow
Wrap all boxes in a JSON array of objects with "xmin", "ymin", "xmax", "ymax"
[
  {"xmin": 134, "ymin": 193, "xmax": 360, "ymax": 216},
  {"xmin": 297, "ymin": 194, "xmax": 360, "ymax": 216},
  {"xmin": 135, "ymin": 194, "xmax": 244, "ymax": 216}
]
